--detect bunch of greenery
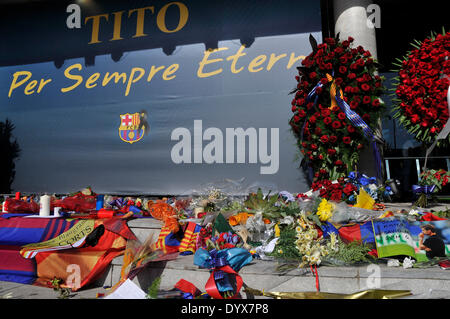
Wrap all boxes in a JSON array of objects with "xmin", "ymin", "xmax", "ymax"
[
  {"xmin": 269, "ymin": 225, "xmax": 302, "ymax": 260},
  {"xmin": 324, "ymin": 238, "xmax": 375, "ymax": 265}
]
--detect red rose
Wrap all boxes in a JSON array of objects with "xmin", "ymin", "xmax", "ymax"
[
  {"xmin": 350, "ymin": 100, "xmax": 359, "ymax": 109},
  {"xmin": 347, "ymin": 125, "xmax": 356, "ymax": 133},
  {"xmin": 361, "ymin": 83, "xmax": 371, "ymax": 91},
  {"xmin": 343, "ymin": 136, "xmax": 351, "ymax": 144},
  {"xmin": 320, "ymin": 135, "xmax": 329, "ymax": 143},
  {"xmin": 363, "ymin": 96, "xmax": 372, "ymax": 104},
  {"xmin": 296, "ymin": 98, "xmax": 305, "ymax": 105},
  {"xmin": 329, "ymin": 135, "xmax": 337, "ymax": 143},
  {"xmin": 335, "ymin": 160, "xmax": 343, "ymax": 165},
  {"xmin": 372, "ymin": 99, "xmax": 380, "ymax": 107},
  {"xmin": 293, "ymin": 115, "xmax": 300, "ymax": 123},
  {"xmin": 339, "ymin": 66, "xmax": 347, "ymax": 74},
  {"xmin": 343, "ymin": 183, "xmax": 356, "ymax": 195},
  {"xmin": 309, "ymin": 72, "xmax": 317, "ymax": 79},
  {"xmin": 321, "ymin": 109, "xmax": 331, "ymax": 117},
  {"xmin": 323, "ymin": 117, "xmax": 332, "ymax": 125},
  {"xmin": 327, "ymin": 149, "xmax": 336, "ymax": 156},
  {"xmin": 338, "ymin": 112, "xmax": 346, "ymax": 120},
  {"xmin": 332, "ymin": 121, "xmax": 342, "ymax": 129}
]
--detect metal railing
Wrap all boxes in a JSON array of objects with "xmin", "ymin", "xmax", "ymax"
[{"xmin": 384, "ymin": 156, "xmax": 450, "ymax": 181}]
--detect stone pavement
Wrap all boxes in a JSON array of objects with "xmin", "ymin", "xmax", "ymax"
[
  {"xmin": 1, "ymin": 202, "xmax": 449, "ymax": 300},
  {"xmin": 1, "ymin": 253, "xmax": 449, "ymax": 299}
]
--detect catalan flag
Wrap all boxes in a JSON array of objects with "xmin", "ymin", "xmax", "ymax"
[
  {"xmin": 152, "ymin": 226, "xmax": 181, "ymax": 254},
  {"xmin": 179, "ymin": 222, "xmax": 202, "ymax": 255}
]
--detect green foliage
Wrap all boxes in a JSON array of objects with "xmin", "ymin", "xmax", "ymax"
[
  {"xmin": 244, "ymin": 188, "xmax": 281, "ymax": 219},
  {"xmin": 326, "ymin": 239, "xmax": 375, "ymax": 264},
  {"xmin": 268, "ymin": 225, "xmax": 302, "ymax": 260},
  {"xmin": 146, "ymin": 277, "xmax": 161, "ymax": 299},
  {"xmin": 433, "ymin": 209, "xmax": 450, "ymax": 219}
]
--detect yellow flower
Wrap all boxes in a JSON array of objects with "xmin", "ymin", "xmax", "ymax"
[
  {"xmin": 317, "ymin": 198, "xmax": 334, "ymax": 222},
  {"xmin": 274, "ymin": 223, "xmax": 281, "ymax": 237}
]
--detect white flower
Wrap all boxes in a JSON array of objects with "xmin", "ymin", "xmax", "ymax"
[
  {"xmin": 280, "ymin": 216, "xmax": 295, "ymax": 225},
  {"xmin": 403, "ymin": 257, "xmax": 415, "ymax": 269}
]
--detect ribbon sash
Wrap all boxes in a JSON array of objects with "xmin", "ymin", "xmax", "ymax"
[{"xmin": 205, "ymin": 265, "xmax": 243, "ymax": 299}]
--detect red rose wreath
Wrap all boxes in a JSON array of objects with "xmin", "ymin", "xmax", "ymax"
[
  {"xmin": 392, "ymin": 30, "xmax": 450, "ymax": 146},
  {"xmin": 289, "ymin": 35, "xmax": 385, "ymax": 183}
]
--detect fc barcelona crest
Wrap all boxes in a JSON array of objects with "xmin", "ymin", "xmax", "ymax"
[{"xmin": 119, "ymin": 110, "xmax": 149, "ymax": 144}]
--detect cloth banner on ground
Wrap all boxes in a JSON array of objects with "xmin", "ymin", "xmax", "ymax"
[
  {"xmin": 334, "ymin": 222, "xmax": 375, "ymax": 244},
  {"xmin": 0, "ymin": 216, "xmax": 135, "ymax": 290},
  {"xmin": 372, "ymin": 219, "xmax": 450, "ymax": 261},
  {"xmin": 0, "ymin": 217, "xmax": 80, "ymax": 284},
  {"xmin": 33, "ymin": 218, "xmax": 135, "ymax": 290},
  {"xmin": 321, "ymin": 221, "xmax": 375, "ymax": 244}
]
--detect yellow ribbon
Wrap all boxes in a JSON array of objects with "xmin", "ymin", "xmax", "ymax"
[{"xmin": 326, "ymin": 73, "xmax": 343, "ymax": 111}]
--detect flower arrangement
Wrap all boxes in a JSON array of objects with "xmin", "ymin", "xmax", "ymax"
[
  {"xmin": 289, "ymin": 35, "xmax": 385, "ymax": 182},
  {"xmin": 207, "ymin": 231, "xmax": 241, "ymax": 250},
  {"xmin": 414, "ymin": 168, "xmax": 450, "ymax": 207},
  {"xmin": 346, "ymin": 171, "xmax": 394, "ymax": 203},
  {"xmin": 316, "ymin": 198, "xmax": 334, "ymax": 222},
  {"xmin": 418, "ymin": 168, "xmax": 450, "ymax": 192},
  {"xmin": 270, "ymin": 211, "xmax": 339, "ymax": 267},
  {"xmin": 295, "ymin": 213, "xmax": 338, "ymax": 267},
  {"xmin": 392, "ymin": 30, "xmax": 450, "ymax": 145},
  {"xmin": 310, "ymin": 177, "xmax": 358, "ymax": 202}
]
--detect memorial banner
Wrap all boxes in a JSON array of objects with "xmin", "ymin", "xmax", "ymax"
[{"xmin": 0, "ymin": 0, "xmax": 322, "ymax": 195}]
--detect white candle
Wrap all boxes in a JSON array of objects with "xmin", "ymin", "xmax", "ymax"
[
  {"xmin": 53, "ymin": 207, "xmax": 61, "ymax": 217},
  {"xmin": 39, "ymin": 195, "xmax": 51, "ymax": 216}
]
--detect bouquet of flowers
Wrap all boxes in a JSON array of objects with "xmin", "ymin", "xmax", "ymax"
[
  {"xmin": 289, "ymin": 35, "xmax": 385, "ymax": 182},
  {"xmin": 346, "ymin": 171, "xmax": 394, "ymax": 203},
  {"xmin": 418, "ymin": 169, "xmax": 450, "ymax": 192},
  {"xmin": 310, "ymin": 177, "xmax": 358, "ymax": 202},
  {"xmin": 392, "ymin": 30, "xmax": 450, "ymax": 145},
  {"xmin": 414, "ymin": 169, "xmax": 450, "ymax": 207}
]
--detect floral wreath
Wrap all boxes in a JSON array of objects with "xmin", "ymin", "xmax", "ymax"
[
  {"xmin": 289, "ymin": 35, "xmax": 385, "ymax": 183},
  {"xmin": 392, "ymin": 30, "xmax": 450, "ymax": 145}
]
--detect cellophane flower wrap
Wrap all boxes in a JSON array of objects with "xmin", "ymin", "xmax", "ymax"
[{"xmin": 289, "ymin": 35, "xmax": 385, "ymax": 182}]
